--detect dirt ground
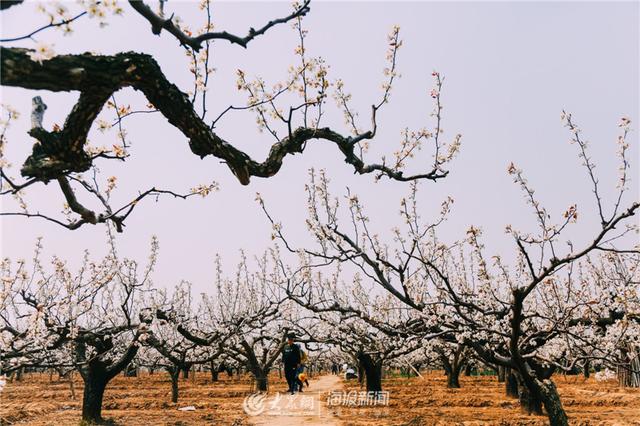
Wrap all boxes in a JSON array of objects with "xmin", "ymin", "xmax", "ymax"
[
  {"xmin": 1, "ymin": 371, "xmax": 639, "ymax": 425},
  {"xmin": 335, "ymin": 371, "xmax": 640, "ymax": 425},
  {"xmin": 250, "ymin": 375, "xmax": 341, "ymax": 426},
  {"xmin": 0, "ymin": 371, "xmax": 265, "ymax": 425}
]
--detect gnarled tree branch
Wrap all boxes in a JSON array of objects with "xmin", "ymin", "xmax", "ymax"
[
  {"xmin": 1, "ymin": 46, "xmax": 447, "ymax": 187},
  {"xmin": 0, "ymin": 1, "xmax": 23, "ymax": 11},
  {"xmin": 128, "ymin": 0, "xmax": 311, "ymax": 50}
]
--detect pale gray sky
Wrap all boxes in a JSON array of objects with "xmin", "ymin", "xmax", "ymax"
[{"xmin": 1, "ymin": 1, "xmax": 638, "ymax": 292}]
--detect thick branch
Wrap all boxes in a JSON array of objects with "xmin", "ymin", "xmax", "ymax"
[
  {"xmin": 1, "ymin": 47, "xmax": 446, "ymax": 187},
  {"xmin": 128, "ymin": 0, "xmax": 311, "ymax": 50},
  {"xmin": 0, "ymin": 1, "xmax": 23, "ymax": 11}
]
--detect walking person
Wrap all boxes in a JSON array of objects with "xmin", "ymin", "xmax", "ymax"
[{"xmin": 282, "ymin": 332, "xmax": 301, "ymax": 395}]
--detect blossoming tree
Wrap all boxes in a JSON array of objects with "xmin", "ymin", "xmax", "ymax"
[
  {"xmin": 0, "ymin": 232, "xmax": 158, "ymax": 423},
  {"xmin": 1, "ymin": 1, "xmax": 458, "ymax": 231},
  {"xmin": 259, "ymin": 115, "xmax": 638, "ymax": 425}
]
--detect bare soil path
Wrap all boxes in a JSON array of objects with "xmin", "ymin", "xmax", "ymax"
[{"xmin": 248, "ymin": 375, "xmax": 342, "ymax": 426}]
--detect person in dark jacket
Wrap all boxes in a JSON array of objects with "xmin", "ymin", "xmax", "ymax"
[{"xmin": 282, "ymin": 333, "xmax": 301, "ymax": 394}]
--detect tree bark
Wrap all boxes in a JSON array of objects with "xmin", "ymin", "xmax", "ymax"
[
  {"xmin": 0, "ymin": 47, "xmax": 444, "ymax": 191},
  {"xmin": 358, "ymin": 353, "xmax": 383, "ymax": 392},
  {"xmin": 0, "ymin": 1, "xmax": 24, "ymax": 11},
  {"xmin": 77, "ymin": 340, "xmax": 138, "ymax": 423},
  {"xmin": 536, "ymin": 379, "xmax": 569, "ymax": 426},
  {"xmin": 447, "ymin": 369, "xmax": 462, "ymax": 388},
  {"xmin": 169, "ymin": 368, "xmax": 180, "ymax": 403},
  {"xmin": 68, "ymin": 371, "xmax": 77, "ymax": 401},
  {"xmin": 248, "ymin": 364, "xmax": 269, "ymax": 392},
  {"xmin": 81, "ymin": 369, "xmax": 108, "ymax": 424},
  {"xmin": 517, "ymin": 378, "xmax": 543, "ymax": 416},
  {"xmin": 617, "ymin": 348, "xmax": 640, "ymax": 387},
  {"xmin": 505, "ymin": 370, "xmax": 519, "ymax": 398},
  {"xmin": 255, "ymin": 371, "xmax": 268, "ymax": 391},
  {"xmin": 498, "ymin": 366, "xmax": 506, "ymax": 383},
  {"xmin": 583, "ymin": 360, "xmax": 590, "ymax": 379},
  {"xmin": 441, "ymin": 353, "xmax": 464, "ymax": 389},
  {"xmin": 209, "ymin": 361, "xmax": 218, "ymax": 382},
  {"xmin": 512, "ymin": 361, "xmax": 568, "ymax": 425}
]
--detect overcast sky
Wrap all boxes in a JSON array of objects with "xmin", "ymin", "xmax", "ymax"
[{"xmin": 1, "ymin": 1, "xmax": 638, "ymax": 293}]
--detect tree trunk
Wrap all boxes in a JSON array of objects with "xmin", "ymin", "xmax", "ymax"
[
  {"xmin": 464, "ymin": 364, "xmax": 472, "ymax": 376},
  {"xmin": 617, "ymin": 348, "xmax": 640, "ymax": 387},
  {"xmin": 248, "ymin": 364, "xmax": 269, "ymax": 392},
  {"xmin": 506, "ymin": 370, "xmax": 519, "ymax": 398},
  {"xmin": 75, "ymin": 339, "xmax": 138, "ymax": 424},
  {"xmin": 255, "ymin": 371, "xmax": 268, "ymax": 391},
  {"xmin": 442, "ymin": 358, "xmax": 463, "ymax": 389},
  {"xmin": 447, "ymin": 369, "xmax": 461, "ymax": 388},
  {"xmin": 365, "ymin": 363, "xmax": 382, "ymax": 392},
  {"xmin": 209, "ymin": 361, "xmax": 218, "ymax": 382},
  {"xmin": 536, "ymin": 379, "xmax": 569, "ymax": 426},
  {"xmin": 68, "ymin": 371, "xmax": 77, "ymax": 400},
  {"xmin": 170, "ymin": 368, "xmax": 180, "ymax": 403},
  {"xmin": 81, "ymin": 372, "xmax": 108, "ymax": 424},
  {"xmin": 517, "ymin": 379, "xmax": 543, "ymax": 415},
  {"xmin": 439, "ymin": 349, "xmax": 465, "ymax": 389},
  {"xmin": 498, "ymin": 366, "xmax": 506, "ymax": 383},
  {"xmin": 583, "ymin": 360, "xmax": 590, "ymax": 379},
  {"xmin": 358, "ymin": 353, "xmax": 383, "ymax": 392},
  {"xmin": 181, "ymin": 366, "xmax": 189, "ymax": 380}
]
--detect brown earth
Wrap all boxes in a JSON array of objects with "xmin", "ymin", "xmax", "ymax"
[
  {"xmin": 334, "ymin": 371, "xmax": 640, "ymax": 425},
  {"xmin": 250, "ymin": 375, "xmax": 341, "ymax": 426},
  {"xmin": 0, "ymin": 371, "xmax": 268, "ymax": 425},
  {"xmin": 1, "ymin": 371, "xmax": 638, "ymax": 426}
]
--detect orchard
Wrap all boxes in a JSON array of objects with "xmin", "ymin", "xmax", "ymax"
[{"xmin": 1, "ymin": 2, "xmax": 638, "ymax": 425}]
